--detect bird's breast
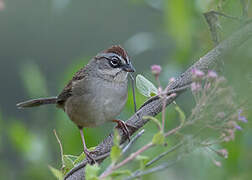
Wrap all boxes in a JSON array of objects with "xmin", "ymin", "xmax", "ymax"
[{"xmin": 65, "ymin": 79, "xmax": 128, "ymax": 127}]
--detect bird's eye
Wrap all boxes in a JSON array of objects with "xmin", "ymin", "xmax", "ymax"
[{"xmin": 109, "ymin": 57, "xmax": 120, "ymax": 67}]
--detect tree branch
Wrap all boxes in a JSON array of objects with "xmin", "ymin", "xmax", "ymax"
[{"xmin": 65, "ymin": 21, "xmax": 252, "ymax": 180}]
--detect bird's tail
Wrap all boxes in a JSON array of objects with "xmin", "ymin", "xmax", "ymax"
[{"xmin": 16, "ymin": 97, "xmax": 58, "ymax": 109}]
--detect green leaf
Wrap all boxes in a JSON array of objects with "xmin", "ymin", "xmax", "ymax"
[
  {"xmin": 73, "ymin": 152, "xmax": 86, "ymax": 165},
  {"xmin": 63, "ymin": 155, "xmax": 74, "ymax": 170},
  {"xmin": 175, "ymin": 105, "xmax": 186, "ymax": 125},
  {"xmin": 65, "ymin": 155, "xmax": 78, "ymax": 161},
  {"xmin": 48, "ymin": 165, "xmax": 63, "ymax": 180},
  {"xmin": 152, "ymin": 132, "xmax": 165, "ymax": 145},
  {"xmin": 150, "ymin": 92, "xmax": 157, "ymax": 97},
  {"xmin": 110, "ymin": 170, "xmax": 131, "ymax": 177},
  {"xmin": 113, "ymin": 129, "xmax": 121, "ymax": 147},
  {"xmin": 88, "ymin": 146, "xmax": 97, "ymax": 151},
  {"xmin": 136, "ymin": 74, "xmax": 158, "ymax": 97},
  {"xmin": 85, "ymin": 164, "xmax": 100, "ymax": 180},
  {"xmin": 136, "ymin": 155, "xmax": 150, "ymax": 169},
  {"xmin": 110, "ymin": 146, "xmax": 122, "ymax": 163},
  {"xmin": 111, "ymin": 129, "xmax": 122, "ymax": 163}
]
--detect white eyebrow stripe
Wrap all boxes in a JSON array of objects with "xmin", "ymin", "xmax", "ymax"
[
  {"xmin": 114, "ymin": 53, "xmax": 129, "ymax": 64},
  {"xmin": 96, "ymin": 53, "xmax": 129, "ymax": 64}
]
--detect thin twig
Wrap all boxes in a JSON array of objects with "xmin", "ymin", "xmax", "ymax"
[
  {"xmin": 164, "ymin": 120, "xmax": 183, "ymax": 137},
  {"xmin": 129, "ymin": 73, "xmax": 137, "ymax": 113},
  {"xmin": 145, "ymin": 142, "xmax": 183, "ymax": 167},
  {"xmin": 204, "ymin": 10, "xmax": 241, "ymax": 46},
  {"xmin": 100, "ymin": 118, "xmax": 184, "ymax": 179},
  {"xmin": 240, "ymin": 0, "xmax": 249, "ymax": 18},
  {"xmin": 122, "ymin": 129, "xmax": 145, "ymax": 154},
  {"xmin": 139, "ymin": 85, "xmax": 190, "ymax": 110},
  {"xmin": 100, "ymin": 142, "xmax": 153, "ymax": 179},
  {"xmin": 100, "ymin": 129, "xmax": 145, "ymax": 177},
  {"xmin": 161, "ymin": 96, "xmax": 167, "ymax": 132},
  {"xmin": 53, "ymin": 129, "xmax": 64, "ymax": 165},
  {"xmin": 124, "ymin": 158, "xmax": 180, "ymax": 180},
  {"xmin": 204, "ymin": 11, "xmax": 220, "ymax": 45},
  {"xmin": 210, "ymin": 11, "xmax": 241, "ymax": 21}
]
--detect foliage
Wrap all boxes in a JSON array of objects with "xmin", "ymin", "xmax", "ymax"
[
  {"xmin": 81, "ymin": 65, "xmax": 247, "ymax": 179},
  {"xmin": 136, "ymin": 74, "xmax": 158, "ymax": 97}
]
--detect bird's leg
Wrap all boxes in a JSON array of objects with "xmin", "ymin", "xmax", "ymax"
[
  {"xmin": 112, "ymin": 119, "xmax": 135, "ymax": 142},
  {"xmin": 78, "ymin": 126, "xmax": 96, "ymax": 164}
]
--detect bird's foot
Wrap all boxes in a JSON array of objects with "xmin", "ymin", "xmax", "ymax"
[{"xmin": 83, "ymin": 148, "xmax": 96, "ymax": 165}]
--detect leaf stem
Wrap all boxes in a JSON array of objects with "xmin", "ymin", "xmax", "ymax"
[
  {"xmin": 53, "ymin": 129, "xmax": 64, "ymax": 166},
  {"xmin": 99, "ymin": 142, "xmax": 153, "ymax": 179}
]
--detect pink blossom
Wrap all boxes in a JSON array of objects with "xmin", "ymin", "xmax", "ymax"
[
  {"xmin": 213, "ymin": 160, "xmax": 222, "ymax": 167},
  {"xmin": 191, "ymin": 68, "xmax": 205, "ymax": 79},
  {"xmin": 207, "ymin": 70, "xmax": 218, "ymax": 79},
  {"xmin": 223, "ymin": 129, "xmax": 235, "ymax": 142},
  {"xmin": 226, "ymin": 129, "xmax": 235, "ymax": 141},
  {"xmin": 217, "ymin": 149, "xmax": 228, "ymax": 159},
  {"xmin": 191, "ymin": 82, "xmax": 201, "ymax": 92},
  {"xmin": 151, "ymin": 65, "xmax": 162, "ymax": 76}
]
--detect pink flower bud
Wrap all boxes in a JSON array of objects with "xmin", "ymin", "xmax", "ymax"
[
  {"xmin": 226, "ymin": 129, "xmax": 235, "ymax": 141},
  {"xmin": 191, "ymin": 68, "xmax": 205, "ymax": 80},
  {"xmin": 217, "ymin": 149, "xmax": 228, "ymax": 159},
  {"xmin": 191, "ymin": 82, "xmax": 201, "ymax": 92},
  {"xmin": 151, "ymin": 65, "xmax": 162, "ymax": 76},
  {"xmin": 207, "ymin": 70, "xmax": 218, "ymax": 79},
  {"xmin": 213, "ymin": 159, "xmax": 222, "ymax": 167}
]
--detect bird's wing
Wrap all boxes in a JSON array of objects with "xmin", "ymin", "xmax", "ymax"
[{"xmin": 57, "ymin": 67, "xmax": 86, "ymax": 107}]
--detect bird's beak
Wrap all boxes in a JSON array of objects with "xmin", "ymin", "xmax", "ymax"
[{"xmin": 122, "ymin": 62, "xmax": 135, "ymax": 72}]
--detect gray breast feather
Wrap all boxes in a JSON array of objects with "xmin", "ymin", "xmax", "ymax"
[{"xmin": 65, "ymin": 77, "xmax": 128, "ymax": 127}]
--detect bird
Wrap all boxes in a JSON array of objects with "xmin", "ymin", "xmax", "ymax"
[{"xmin": 16, "ymin": 45, "xmax": 135, "ymax": 163}]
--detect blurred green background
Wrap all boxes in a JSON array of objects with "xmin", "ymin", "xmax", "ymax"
[{"xmin": 0, "ymin": 0, "xmax": 251, "ymax": 179}]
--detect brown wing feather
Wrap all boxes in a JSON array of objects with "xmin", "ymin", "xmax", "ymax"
[{"xmin": 57, "ymin": 67, "xmax": 86, "ymax": 107}]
